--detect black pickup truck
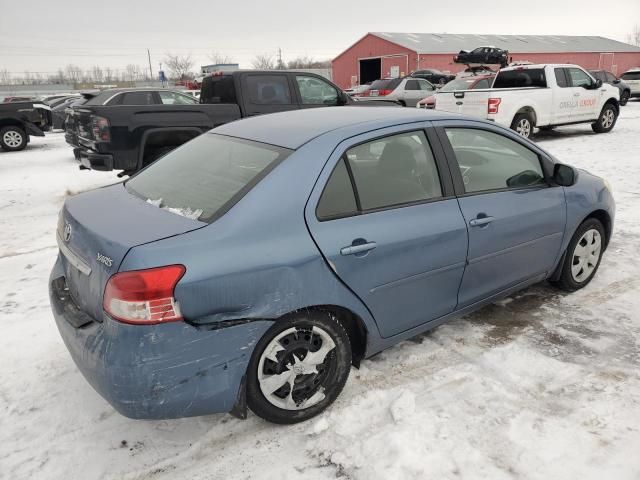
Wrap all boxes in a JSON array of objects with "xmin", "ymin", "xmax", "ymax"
[
  {"xmin": 0, "ymin": 101, "xmax": 51, "ymax": 151},
  {"xmin": 65, "ymin": 71, "xmax": 393, "ymax": 175}
]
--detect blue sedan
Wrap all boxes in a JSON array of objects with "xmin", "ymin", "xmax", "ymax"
[{"xmin": 49, "ymin": 107, "xmax": 614, "ymax": 424}]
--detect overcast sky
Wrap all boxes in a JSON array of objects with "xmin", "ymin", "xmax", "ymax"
[{"xmin": 1, "ymin": 0, "xmax": 639, "ymax": 77}]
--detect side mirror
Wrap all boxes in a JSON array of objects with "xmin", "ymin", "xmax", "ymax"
[
  {"xmin": 338, "ymin": 91, "xmax": 350, "ymax": 105},
  {"xmin": 553, "ymin": 163, "xmax": 577, "ymax": 187},
  {"xmin": 595, "ymin": 78, "xmax": 603, "ymax": 88}
]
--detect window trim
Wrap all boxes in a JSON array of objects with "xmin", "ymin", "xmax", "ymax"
[
  {"xmin": 315, "ymin": 127, "xmax": 454, "ymax": 222},
  {"xmin": 434, "ymin": 123, "xmax": 555, "ymax": 198}
]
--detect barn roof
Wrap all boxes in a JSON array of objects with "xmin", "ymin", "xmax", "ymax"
[{"xmin": 370, "ymin": 32, "xmax": 640, "ymax": 54}]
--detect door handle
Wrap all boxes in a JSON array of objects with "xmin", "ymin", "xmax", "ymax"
[
  {"xmin": 469, "ymin": 216, "xmax": 494, "ymax": 227},
  {"xmin": 340, "ymin": 241, "xmax": 377, "ymax": 256}
]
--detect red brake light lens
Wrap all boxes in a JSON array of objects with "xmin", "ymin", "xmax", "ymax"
[
  {"xmin": 103, "ymin": 265, "xmax": 186, "ymax": 325},
  {"xmin": 378, "ymin": 89, "xmax": 392, "ymax": 96},
  {"xmin": 488, "ymin": 97, "xmax": 501, "ymax": 114}
]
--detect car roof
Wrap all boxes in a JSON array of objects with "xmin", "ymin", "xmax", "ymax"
[{"xmin": 212, "ymin": 106, "xmax": 462, "ymax": 149}]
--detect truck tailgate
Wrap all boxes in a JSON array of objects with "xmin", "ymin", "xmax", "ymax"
[{"xmin": 434, "ymin": 90, "xmax": 491, "ymax": 118}]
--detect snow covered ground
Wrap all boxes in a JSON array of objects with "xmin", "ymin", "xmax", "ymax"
[{"xmin": 2, "ymin": 107, "xmax": 640, "ymax": 480}]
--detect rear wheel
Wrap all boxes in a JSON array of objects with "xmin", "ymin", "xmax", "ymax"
[
  {"xmin": 247, "ymin": 311, "xmax": 352, "ymax": 424},
  {"xmin": 552, "ymin": 218, "xmax": 605, "ymax": 291},
  {"xmin": 0, "ymin": 126, "xmax": 27, "ymax": 151},
  {"xmin": 591, "ymin": 103, "xmax": 618, "ymax": 133},
  {"xmin": 619, "ymin": 91, "xmax": 630, "ymax": 106},
  {"xmin": 510, "ymin": 113, "xmax": 534, "ymax": 139}
]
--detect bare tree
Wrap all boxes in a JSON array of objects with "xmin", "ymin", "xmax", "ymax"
[
  {"xmin": 209, "ymin": 52, "xmax": 235, "ymax": 64},
  {"xmin": 103, "ymin": 67, "xmax": 114, "ymax": 83},
  {"xmin": 628, "ymin": 24, "xmax": 640, "ymax": 47},
  {"xmin": 163, "ymin": 53, "xmax": 194, "ymax": 80},
  {"xmin": 65, "ymin": 64, "xmax": 83, "ymax": 83},
  {"xmin": 0, "ymin": 68, "xmax": 11, "ymax": 85},
  {"xmin": 252, "ymin": 53, "xmax": 275, "ymax": 70},
  {"xmin": 91, "ymin": 65, "xmax": 104, "ymax": 82},
  {"xmin": 287, "ymin": 56, "xmax": 331, "ymax": 69},
  {"xmin": 125, "ymin": 64, "xmax": 141, "ymax": 81}
]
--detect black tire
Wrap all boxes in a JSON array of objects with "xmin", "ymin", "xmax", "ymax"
[
  {"xmin": 620, "ymin": 91, "xmax": 630, "ymax": 106},
  {"xmin": 510, "ymin": 112, "xmax": 534, "ymax": 139},
  {"xmin": 551, "ymin": 218, "xmax": 605, "ymax": 292},
  {"xmin": 246, "ymin": 311, "xmax": 352, "ymax": 424},
  {"xmin": 591, "ymin": 103, "xmax": 618, "ymax": 133},
  {"xmin": 0, "ymin": 125, "xmax": 27, "ymax": 151},
  {"xmin": 398, "ymin": 100, "xmax": 407, "ymax": 107},
  {"xmin": 538, "ymin": 125, "xmax": 555, "ymax": 132}
]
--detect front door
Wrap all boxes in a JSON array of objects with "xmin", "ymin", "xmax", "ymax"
[
  {"xmin": 306, "ymin": 126, "xmax": 468, "ymax": 338},
  {"xmin": 566, "ymin": 67, "xmax": 600, "ymax": 121},
  {"xmin": 437, "ymin": 123, "xmax": 566, "ymax": 307}
]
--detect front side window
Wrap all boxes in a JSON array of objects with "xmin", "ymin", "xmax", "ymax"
[
  {"xmin": 246, "ymin": 75, "xmax": 292, "ymax": 105},
  {"xmin": 159, "ymin": 91, "xmax": 197, "ymax": 105},
  {"xmin": 567, "ymin": 68, "xmax": 593, "ymax": 88},
  {"xmin": 445, "ymin": 128, "xmax": 545, "ymax": 193},
  {"xmin": 345, "ymin": 131, "xmax": 442, "ymax": 211},
  {"xmin": 296, "ymin": 76, "xmax": 338, "ymax": 105},
  {"xmin": 605, "ymin": 72, "xmax": 617, "ymax": 83},
  {"xmin": 417, "ymin": 79, "xmax": 434, "ymax": 91},
  {"xmin": 126, "ymin": 134, "xmax": 290, "ymax": 222}
]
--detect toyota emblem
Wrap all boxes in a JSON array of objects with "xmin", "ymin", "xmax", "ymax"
[{"xmin": 63, "ymin": 222, "xmax": 72, "ymax": 242}]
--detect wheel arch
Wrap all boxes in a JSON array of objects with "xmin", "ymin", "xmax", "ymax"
[
  {"xmin": 603, "ymin": 97, "xmax": 620, "ymax": 114},
  {"xmin": 0, "ymin": 118, "xmax": 27, "ymax": 129},
  {"xmin": 514, "ymin": 106, "xmax": 537, "ymax": 126},
  {"xmin": 583, "ymin": 209, "xmax": 612, "ymax": 249}
]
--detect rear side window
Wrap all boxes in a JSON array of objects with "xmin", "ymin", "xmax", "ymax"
[
  {"xmin": 493, "ymin": 69, "xmax": 547, "ymax": 88},
  {"xmin": 554, "ymin": 68, "xmax": 569, "ymax": 88},
  {"xmin": 200, "ymin": 75, "xmax": 237, "ymax": 104},
  {"xmin": 316, "ymin": 159, "xmax": 357, "ymax": 220},
  {"xmin": 445, "ymin": 128, "xmax": 545, "ymax": 193},
  {"xmin": 246, "ymin": 75, "xmax": 292, "ymax": 105},
  {"xmin": 158, "ymin": 91, "xmax": 197, "ymax": 105},
  {"xmin": 605, "ymin": 72, "xmax": 617, "ymax": 83},
  {"xmin": 369, "ymin": 78, "xmax": 402, "ymax": 91},
  {"xmin": 126, "ymin": 134, "xmax": 291, "ymax": 222},
  {"xmin": 346, "ymin": 131, "xmax": 442, "ymax": 211},
  {"xmin": 120, "ymin": 91, "xmax": 157, "ymax": 105},
  {"xmin": 621, "ymin": 71, "xmax": 640, "ymax": 81}
]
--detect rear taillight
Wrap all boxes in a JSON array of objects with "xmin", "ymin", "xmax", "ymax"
[
  {"xmin": 91, "ymin": 115, "xmax": 110, "ymax": 142},
  {"xmin": 378, "ymin": 89, "xmax": 393, "ymax": 96},
  {"xmin": 488, "ymin": 97, "xmax": 501, "ymax": 114},
  {"xmin": 103, "ymin": 265, "xmax": 186, "ymax": 325}
]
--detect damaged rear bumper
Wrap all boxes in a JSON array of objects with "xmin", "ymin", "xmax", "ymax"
[{"xmin": 49, "ymin": 257, "xmax": 272, "ymax": 419}]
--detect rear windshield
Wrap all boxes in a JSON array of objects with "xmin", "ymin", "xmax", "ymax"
[
  {"xmin": 440, "ymin": 78, "xmax": 478, "ymax": 91},
  {"xmin": 493, "ymin": 68, "xmax": 547, "ymax": 88},
  {"xmin": 200, "ymin": 75, "xmax": 238, "ymax": 104},
  {"xmin": 126, "ymin": 134, "xmax": 291, "ymax": 222},
  {"xmin": 621, "ymin": 71, "xmax": 640, "ymax": 80},
  {"xmin": 370, "ymin": 78, "xmax": 402, "ymax": 90}
]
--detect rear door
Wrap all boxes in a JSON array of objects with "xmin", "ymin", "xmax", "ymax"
[
  {"xmin": 436, "ymin": 122, "xmax": 566, "ymax": 307},
  {"xmin": 305, "ymin": 124, "xmax": 468, "ymax": 338},
  {"xmin": 240, "ymin": 73, "xmax": 298, "ymax": 116},
  {"xmin": 552, "ymin": 67, "xmax": 575, "ymax": 124}
]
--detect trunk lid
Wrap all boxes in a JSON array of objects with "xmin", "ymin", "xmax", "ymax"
[{"xmin": 57, "ymin": 183, "xmax": 206, "ymax": 322}]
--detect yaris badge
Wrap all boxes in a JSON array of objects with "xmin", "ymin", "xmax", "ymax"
[
  {"xmin": 96, "ymin": 253, "xmax": 113, "ymax": 268},
  {"xmin": 63, "ymin": 222, "xmax": 72, "ymax": 242}
]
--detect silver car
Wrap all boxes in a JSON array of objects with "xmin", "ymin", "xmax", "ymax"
[{"xmin": 355, "ymin": 77, "xmax": 436, "ymax": 106}]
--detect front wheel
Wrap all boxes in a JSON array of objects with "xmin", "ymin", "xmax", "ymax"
[
  {"xmin": 0, "ymin": 126, "xmax": 27, "ymax": 151},
  {"xmin": 591, "ymin": 103, "xmax": 618, "ymax": 133},
  {"xmin": 619, "ymin": 91, "xmax": 630, "ymax": 106},
  {"xmin": 246, "ymin": 311, "xmax": 352, "ymax": 424},
  {"xmin": 551, "ymin": 218, "xmax": 605, "ymax": 291},
  {"xmin": 510, "ymin": 113, "xmax": 534, "ymax": 139}
]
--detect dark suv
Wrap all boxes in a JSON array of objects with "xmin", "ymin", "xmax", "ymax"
[{"xmin": 589, "ymin": 70, "xmax": 632, "ymax": 106}]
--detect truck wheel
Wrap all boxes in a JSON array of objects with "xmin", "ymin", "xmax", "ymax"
[
  {"xmin": 510, "ymin": 113, "xmax": 534, "ymax": 139},
  {"xmin": 591, "ymin": 103, "xmax": 617, "ymax": 133},
  {"xmin": 619, "ymin": 91, "xmax": 629, "ymax": 106},
  {"xmin": 0, "ymin": 126, "xmax": 27, "ymax": 151}
]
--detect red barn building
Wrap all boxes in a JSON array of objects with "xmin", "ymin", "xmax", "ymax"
[{"xmin": 332, "ymin": 32, "xmax": 640, "ymax": 89}]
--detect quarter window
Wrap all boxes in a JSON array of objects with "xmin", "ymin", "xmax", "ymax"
[
  {"xmin": 445, "ymin": 128, "xmax": 545, "ymax": 193},
  {"xmin": 296, "ymin": 76, "xmax": 339, "ymax": 105},
  {"xmin": 346, "ymin": 131, "xmax": 442, "ymax": 211},
  {"xmin": 316, "ymin": 159, "xmax": 357, "ymax": 220},
  {"xmin": 246, "ymin": 75, "xmax": 292, "ymax": 105}
]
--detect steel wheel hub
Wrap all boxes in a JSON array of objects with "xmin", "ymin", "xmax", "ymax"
[
  {"xmin": 571, "ymin": 229, "xmax": 601, "ymax": 282},
  {"xmin": 3, "ymin": 131, "xmax": 22, "ymax": 147},
  {"xmin": 258, "ymin": 325, "xmax": 336, "ymax": 410}
]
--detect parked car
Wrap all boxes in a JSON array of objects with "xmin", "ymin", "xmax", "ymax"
[
  {"xmin": 435, "ymin": 64, "xmax": 620, "ymax": 138},
  {"xmin": 50, "ymin": 107, "xmax": 614, "ymax": 424},
  {"xmin": 417, "ymin": 74, "xmax": 495, "ymax": 109},
  {"xmin": 410, "ymin": 69, "xmax": 455, "ymax": 86},
  {"xmin": 355, "ymin": 77, "xmax": 436, "ymax": 106},
  {"xmin": 0, "ymin": 100, "xmax": 51, "ymax": 151},
  {"xmin": 344, "ymin": 83, "xmax": 371, "ymax": 97},
  {"xmin": 589, "ymin": 70, "xmax": 631, "ymax": 105},
  {"xmin": 454, "ymin": 46, "xmax": 509, "ymax": 66},
  {"xmin": 2, "ymin": 96, "xmax": 37, "ymax": 103},
  {"xmin": 620, "ymin": 67, "xmax": 640, "ymax": 100},
  {"xmin": 66, "ymin": 72, "xmax": 386, "ymax": 175},
  {"xmin": 456, "ymin": 66, "xmax": 497, "ymax": 78},
  {"xmin": 51, "ymin": 95, "xmax": 85, "ymax": 130}
]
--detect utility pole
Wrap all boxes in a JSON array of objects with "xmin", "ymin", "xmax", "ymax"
[
  {"xmin": 277, "ymin": 47, "xmax": 283, "ymax": 70},
  {"xmin": 147, "ymin": 49, "xmax": 153, "ymax": 82}
]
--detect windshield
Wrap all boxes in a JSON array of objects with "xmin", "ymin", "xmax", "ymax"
[
  {"xmin": 440, "ymin": 78, "xmax": 478, "ymax": 91},
  {"xmin": 126, "ymin": 134, "xmax": 291, "ymax": 222}
]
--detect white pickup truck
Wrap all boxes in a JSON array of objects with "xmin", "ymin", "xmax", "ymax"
[{"xmin": 434, "ymin": 64, "xmax": 620, "ymax": 138}]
